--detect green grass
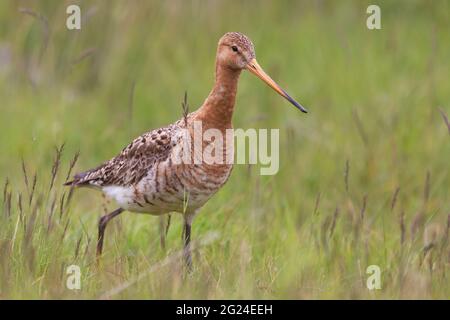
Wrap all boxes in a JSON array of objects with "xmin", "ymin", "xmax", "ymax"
[{"xmin": 0, "ymin": 0, "xmax": 449, "ymax": 299}]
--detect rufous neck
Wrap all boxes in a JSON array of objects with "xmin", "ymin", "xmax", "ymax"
[{"xmin": 196, "ymin": 63, "xmax": 241, "ymax": 129}]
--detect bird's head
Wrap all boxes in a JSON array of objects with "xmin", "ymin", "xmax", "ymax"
[{"xmin": 217, "ymin": 32, "xmax": 307, "ymax": 113}]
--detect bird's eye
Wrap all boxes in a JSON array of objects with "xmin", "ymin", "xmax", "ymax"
[{"xmin": 231, "ymin": 45, "xmax": 238, "ymax": 52}]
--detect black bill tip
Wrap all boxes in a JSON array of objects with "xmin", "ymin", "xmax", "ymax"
[{"xmin": 282, "ymin": 89, "xmax": 308, "ymax": 113}]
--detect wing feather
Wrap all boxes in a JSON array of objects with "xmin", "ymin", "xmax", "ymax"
[{"xmin": 66, "ymin": 125, "xmax": 176, "ymax": 188}]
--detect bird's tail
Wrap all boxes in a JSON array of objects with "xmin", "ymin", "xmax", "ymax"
[{"xmin": 63, "ymin": 171, "xmax": 90, "ymax": 187}]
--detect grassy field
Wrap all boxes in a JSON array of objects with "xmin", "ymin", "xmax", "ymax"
[{"xmin": 0, "ymin": 0, "xmax": 449, "ymax": 299}]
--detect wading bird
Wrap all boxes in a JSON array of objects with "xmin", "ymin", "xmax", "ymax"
[{"xmin": 65, "ymin": 32, "xmax": 307, "ymax": 268}]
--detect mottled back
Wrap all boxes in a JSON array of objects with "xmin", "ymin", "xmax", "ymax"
[{"xmin": 67, "ymin": 124, "xmax": 178, "ymax": 187}]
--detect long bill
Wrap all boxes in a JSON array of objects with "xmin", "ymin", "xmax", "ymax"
[{"xmin": 246, "ymin": 58, "xmax": 308, "ymax": 113}]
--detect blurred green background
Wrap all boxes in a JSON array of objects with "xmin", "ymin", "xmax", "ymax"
[{"xmin": 0, "ymin": 0, "xmax": 449, "ymax": 299}]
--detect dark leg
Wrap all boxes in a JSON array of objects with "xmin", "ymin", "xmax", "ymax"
[
  {"xmin": 183, "ymin": 216, "xmax": 193, "ymax": 271},
  {"xmin": 97, "ymin": 208, "xmax": 124, "ymax": 257},
  {"xmin": 165, "ymin": 214, "xmax": 172, "ymax": 237},
  {"xmin": 159, "ymin": 216, "xmax": 166, "ymax": 250},
  {"xmin": 159, "ymin": 214, "xmax": 172, "ymax": 251}
]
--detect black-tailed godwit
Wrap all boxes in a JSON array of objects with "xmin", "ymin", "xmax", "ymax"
[{"xmin": 65, "ymin": 32, "xmax": 307, "ymax": 268}]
